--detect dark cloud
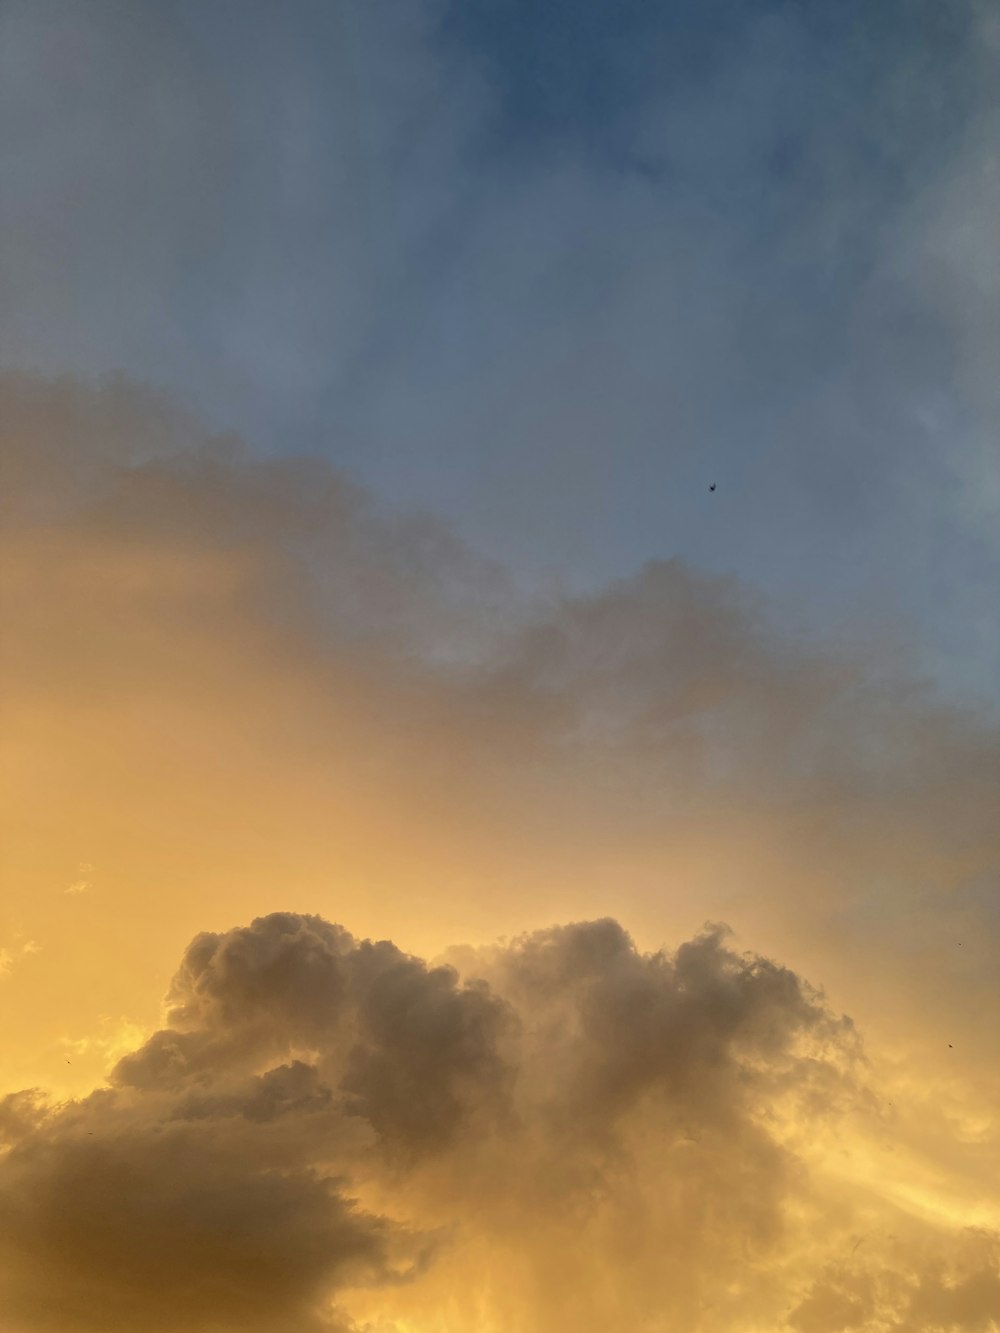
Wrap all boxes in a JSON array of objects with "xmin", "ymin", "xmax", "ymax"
[
  {"xmin": 0, "ymin": 909, "xmax": 909, "ymax": 1332},
  {"xmin": 116, "ymin": 913, "xmax": 513, "ymax": 1156},
  {"xmin": 0, "ymin": 1100, "xmax": 406, "ymax": 1333},
  {"xmin": 484, "ymin": 919, "xmax": 852, "ymax": 1134},
  {"xmin": 0, "ymin": 911, "xmax": 512, "ymax": 1330}
]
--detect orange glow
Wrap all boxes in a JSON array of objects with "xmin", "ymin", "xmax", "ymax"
[{"xmin": 1, "ymin": 374, "xmax": 997, "ymax": 1331}]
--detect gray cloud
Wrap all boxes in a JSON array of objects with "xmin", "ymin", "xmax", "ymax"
[
  {"xmin": 0, "ymin": 910, "xmax": 886, "ymax": 1332},
  {"xmin": 4, "ymin": 909, "xmax": 995, "ymax": 1331},
  {"xmin": 0, "ymin": 1069, "xmax": 417, "ymax": 1333},
  {"xmin": 116, "ymin": 912, "xmax": 513, "ymax": 1156}
]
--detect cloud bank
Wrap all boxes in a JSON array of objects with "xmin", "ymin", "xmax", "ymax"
[
  {"xmin": 1, "ymin": 911, "xmax": 996, "ymax": 1332},
  {"xmin": 0, "ymin": 372, "xmax": 997, "ymax": 1329},
  {"xmin": 4, "ymin": 0, "xmax": 997, "ymax": 700}
]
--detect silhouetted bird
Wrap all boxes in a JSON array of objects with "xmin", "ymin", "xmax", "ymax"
[
  {"xmin": 948, "ymin": 1043, "xmax": 953, "ymax": 1048},
  {"xmin": 709, "ymin": 483, "xmax": 716, "ymax": 492}
]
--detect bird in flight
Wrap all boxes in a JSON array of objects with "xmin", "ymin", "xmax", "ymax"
[{"xmin": 709, "ymin": 483, "xmax": 716, "ymax": 492}]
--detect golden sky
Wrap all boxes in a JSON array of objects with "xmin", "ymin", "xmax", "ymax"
[{"xmin": 1, "ymin": 372, "xmax": 998, "ymax": 1331}]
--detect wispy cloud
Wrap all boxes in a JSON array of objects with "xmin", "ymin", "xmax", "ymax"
[{"xmin": 0, "ymin": 939, "xmax": 41, "ymax": 977}]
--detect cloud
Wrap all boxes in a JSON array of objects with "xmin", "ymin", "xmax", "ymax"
[
  {"xmin": 789, "ymin": 1230, "xmax": 1000, "ymax": 1332},
  {"xmin": 3, "ymin": 0, "xmax": 997, "ymax": 713},
  {"xmin": 0, "ymin": 912, "xmax": 879, "ymax": 1331},
  {"xmin": 1, "ymin": 369, "xmax": 998, "ymax": 1077},
  {"xmin": 0, "ymin": 1082, "xmax": 414, "ymax": 1333},
  {"xmin": 115, "ymin": 912, "xmax": 513, "ymax": 1156},
  {"xmin": 2, "ymin": 910, "xmax": 996, "ymax": 1332},
  {"xmin": 0, "ymin": 939, "xmax": 42, "ymax": 978},
  {"xmin": 0, "ymin": 371, "xmax": 997, "ymax": 1329},
  {"xmin": 2, "ymin": 2, "xmax": 998, "ymax": 1319}
]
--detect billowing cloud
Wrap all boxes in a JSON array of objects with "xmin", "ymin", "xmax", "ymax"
[
  {"xmin": 0, "ymin": 913, "xmax": 895, "ymax": 1330},
  {"xmin": 1, "ymin": 910, "xmax": 996, "ymax": 1332},
  {"xmin": 0, "ymin": 912, "xmax": 513, "ymax": 1330},
  {"xmin": 116, "ymin": 912, "xmax": 513, "ymax": 1155}
]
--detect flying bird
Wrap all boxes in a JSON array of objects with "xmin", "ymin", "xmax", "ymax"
[{"xmin": 709, "ymin": 483, "xmax": 716, "ymax": 492}]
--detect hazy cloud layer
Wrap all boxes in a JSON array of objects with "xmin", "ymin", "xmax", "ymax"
[
  {"xmin": 1, "ymin": 371, "xmax": 997, "ymax": 1086},
  {"xmin": 2, "ymin": 0, "xmax": 998, "ymax": 700}
]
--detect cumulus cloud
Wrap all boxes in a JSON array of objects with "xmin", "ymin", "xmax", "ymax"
[
  {"xmin": 2, "ymin": 910, "xmax": 996, "ymax": 1332},
  {"xmin": 0, "ymin": 910, "xmax": 908, "ymax": 1332},
  {"xmin": 0, "ymin": 912, "xmax": 515, "ymax": 1330},
  {"xmin": 0, "ymin": 1083, "xmax": 411, "ymax": 1333},
  {"xmin": 115, "ymin": 912, "xmax": 513, "ymax": 1155}
]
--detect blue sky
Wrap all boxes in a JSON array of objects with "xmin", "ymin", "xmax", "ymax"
[{"xmin": 2, "ymin": 0, "xmax": 997, "ymax": 704}]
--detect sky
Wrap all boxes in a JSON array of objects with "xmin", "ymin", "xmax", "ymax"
[{"xmin": 0, "ymin": 2, "xmax": 998, "ymax": 1331}]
